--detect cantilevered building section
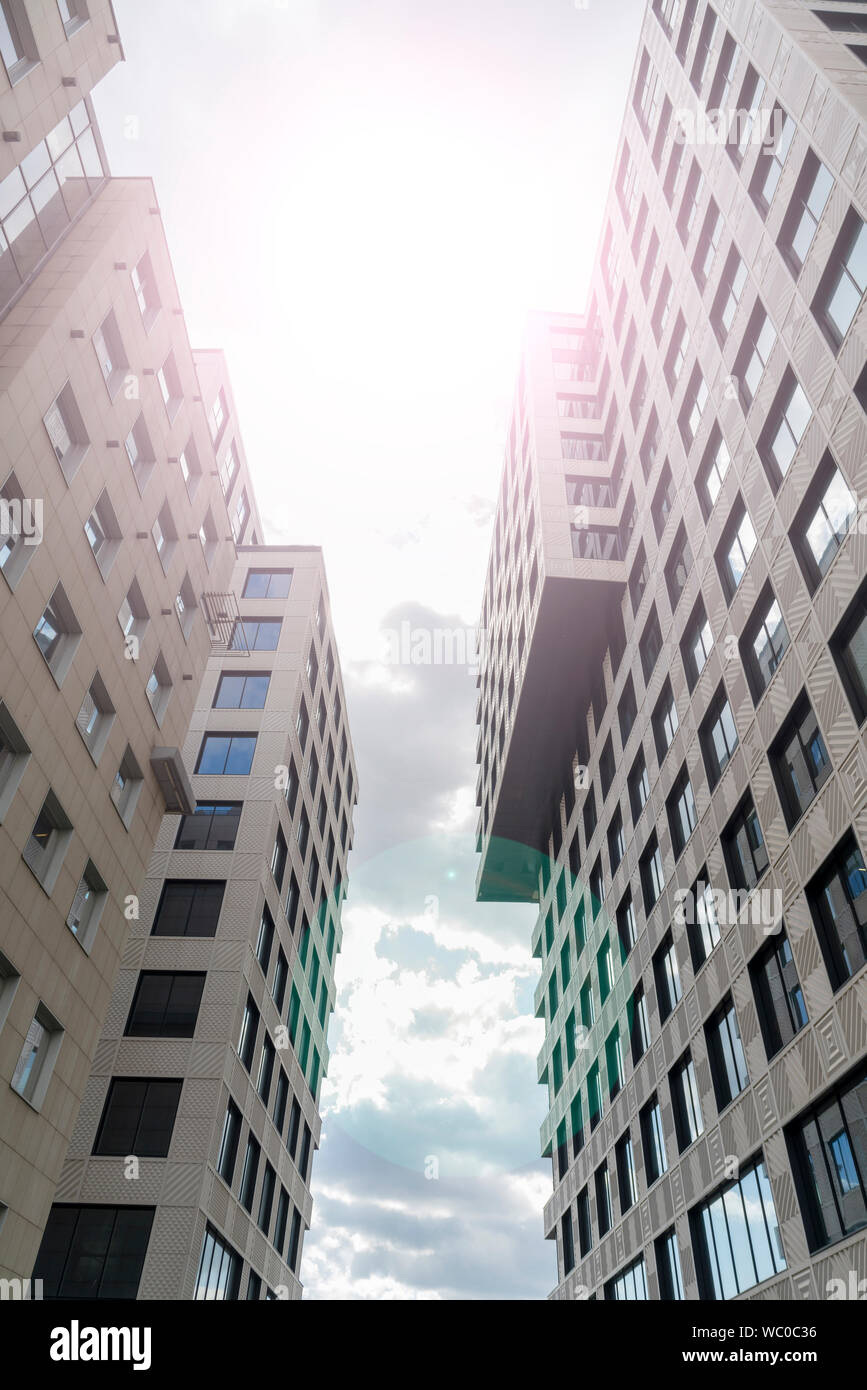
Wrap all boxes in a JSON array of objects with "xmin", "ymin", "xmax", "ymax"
[
  {"xmin": 35, "ymin": 547, "xmax": 358, "ymax": 1300},
  {"xmin": 477, "ymin": 0, "xmax": 867, "ymax": 1302}
]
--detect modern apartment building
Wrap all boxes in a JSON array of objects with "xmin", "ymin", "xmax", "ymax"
[
  {"xmin": 477, "ymin": 0, "xmax": 867, "ymax": 1302},
  {"xmin": 31, "ymin": 546, "xmax": 357, "ymax": 1300},
  {"xmin": 0, "ymin": 1, "xmax": 275, "ymax": 1281}
]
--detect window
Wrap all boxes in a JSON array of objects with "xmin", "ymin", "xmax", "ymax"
[
  {"xmin": 711, "ymin": 247, "xmax": 748, "ymax": 343},
  {"xmin": 718, "ymin": 497, "xmax": 757, "ymax": 600},
  {"xmin": 178, "ymin": 436, "xmax": 201, "ymax": 498},
  {"xmin": 692, "ymin": 1158, "xmax": 786, "ymax": 1298},
  {"xmin": 288, "ymin": 1208, "xmax": 303, "ymax": 1271},
  {"xmin": 607, "ymin": 808, "xmax": 625, "ymax": 876},
  {"xmin": 271, "ymin": 826, "xmax": 288, "ymax": 891},
  {"xmin": 243, "ymin": 569, "xmax": 293, "ymax": 599},
  {"xmin": 561, "ymin": 1211, "xmax": 575, "ymax": 1276},
  {"xmin": 577, "ymin": 1186, "xmax": 592, "ymax": 1257},
  {"xmin": 0, "ymin": 704, "xmax": 28, "ymax": 826},
  {"xmin": 11, "ymin": 1004, "xmax": 63, "ymax": 1108},
  {"xmin": 653, "ymin": 0, "xmax": 685, "ymax": 39},
  {"xmin": 231, "ymin": 619, "xmax": 281, "ymax": 652},
  {"xmin": 210, "ymin": 388, "xmax": 228, "ymax": 443},
  {"xmin": 34, "ymin": 583, "xmax": 81, "ymax": 685},
  {"xmin": 43, "ymin": 382, "xmax": 88, "ymax": 480},
  {"xmin": 666, "ymin": 766, "xmax": 697, "ymax": 858},
  {"xmin": 729, "ymin": 62, "xmax": 766, "ymax": 164},
  {"xmin": 665, "ymin": 525, "xmax": 692, "ymax": 611},
  {"xmin": 664, "ymin": 313, "xmax": 689, "ymax": 390},
  {"xmin": 694, "ymin": 197, "xmax": 723, "ymax": 288},
  {"xmin": 630, "ymin": 984, "xmax": 650, "ymax": 1064},
  {"xmin": 616, "ymin": 889, "xmax": 637, "ymax": 959},
  {"xmin": 595, "ymin": 1162, "xmax": 612, "ymax": 1237},
  {"xmin": 75, "ymin": 674, "xmax": 114, "ymax": 765},
  {"xmin": 807, "ymin": 834, "xmax": 867, "ymax": 990},
  {"xmin": 213, "ymin": 671, "xmax": 269, "ymax": 710},
  {"xmin": 34, "ymin": 1206, "xmax": 155, "ymax": 1301},
  {"xmin": 654, "ymin": 930, "xmax": 683, "ymax": 1020},
  {"xmin": 628, "ymin": 748, "xmax": 650, "ymax": 823},
  {"xmin": 629, "ymin": 543, "xmax": 650, "ymax": 614},
  {"xmin": 199, "ymin": 509, "xmax": 218, "ymax": 568},
  {"xmin": 232, "ymin": 488, "xmax": 250, "ymax": 542},
  {"xmin": 793, "ymin": 458, "xmax": 856, "ymax": 593},
  {"xmin": 237, "ymin": 994, "xmax": 260, "ymax": 1072},
  {"xmin": 786, "ymin": 1062, "xmax": 867, "ymax": 1253},
  {"xmin": 640, "ymin": 833, "xmax": 665, "ymax": 913},
  {"xmin": 640, "ymin": 1095, "xmax": 668, "ymax": 1184},
  {"xmin": 255, "ymin": 907, "xmax": 274, "ymax": 975},
  {"xmin": 111, "ymin": 745, "xmax": 143, "ymax": 829},
  {"xmin": 671, "ymin": 1051, "xmax": 704, "ymax": 1151},
  {"xmin": 272, "ymin": 949, "xmax": 288, "ymax": 1012},
  {"xmin": 780, "ymin": 153, "xmax": 834, "ymax": 273},
  {"xmin": 0, "ymin": 472, "xmax": 38, "ymax": 591},
  {"xmin": 656, "ymin": 1227, "xmax": 685, "ymax": 1300},
  {"xmin": 66, "ymin": 860, "xmax": 107, "ymax": 949},
  {"xmin": 742, "ymin": 585, "xmax": 790, "ymax": 702},
  {"xmin": 176, "ymin": 802, "xmax": 241, "ymax": 852},
  {"xmin": 652, "ymin": 679, "xmax": 679, "ymax": 762},
  {"xmin": 151, "ymin": 502, "xmax": 177, "ymax": 574},
  {"xmin": 750, "ymin": 106, "xmax": 794, "ymax": 213},
  {"xmin": 0, "ymin": 1, "xmax": 36, "ymax": 82},
  {"xmin": 652, "ymin": 268, "xmax": 673, "ymax": 344},
  {"xmin": 735, "ymin": 306, "xmax": 776, "ymax": 408},
  {"xmin": 770, "ymin": 695, "xmax": 832, "ymax": 829},
  {"xmin": 22, "ymin": 791, "xmax": 71, "ymax": 893},
  {"xmin": 686, "ymin": 872, "xmax": 721, "ymax": 970},
  {"xmin": 639, "ymin": 606, "xmax": 663, "ymax": 683},
  {"xmin": 706, "ymin": 996, "xmax": 749, "ymax": 1109},
  {"xmin": 831, "ymin": 579, "xmax": 867, "ymax": 723},
  {"xmin": 74, "ymin": 449, "xmax": 112, "ymax": 561},
  {"xmin": 616, "ymin": 680, "xmax": 638, "ymax": 750},
  {"xmin": 750, "ymin": 929, "xmax": 807, "ymax": 1060},
  {"xmin": 196, "ymin": 733, "xmax": 256, "ymax": 775},
  {"xmin": 682, "ymin": 600, "xmax": 713, "ymax": 690},
  {"xmin": 194, "ymin": 1226, "xmax": 240, "ymax": 1301},
  {"xmin": 651, "ymin": 462, "xmax": 675, "ymax": 540},
  {"xmin": 175, "ymin": 572, "xmax": 198, "ymax": 641},
  {"xmin": 157, "ymin": 351, "xmax": 183, "ymax": 421},
  {"xmin": 126, "ymin": 973, "xmax": 205, "ymax": 1038},
  {"xmin": 678, "ymin": 364, "xmax": 708, "ymax": 447},
  {"xmin": 217, "ymin": 1100, "xmax": 241, "ymax": 1183},
  {"xmin": 698, "ymin": 425, "xmax": 731, "ymax": 516},
  {"xmin": 616, "ymin": 1131, "xmax": 638, "ymax": 1212},
  {"xmin": 759, "ymin": 370, "xmax": 812, "ymax": 486},
  {"xmin": 723, "ymin": 797, "xmax": 768, "ymax": 893},
  {"xmin": 117, "ymin": 580, "xmax": 149, "ymax": 646},
  {"xmin": 257, "ymin": 1039, "xmax": 275, "ymax": 1105},
  {"xmin": 699, "ymin": 686, "xmax": 738, "ymax": 791},
  {"xmin": 94, "ymin": 1079, "xmax": 182, "ymax": 1158},
  {"xmin": 131, "ymin": 251, "xmax": 159, "ymax": 329},
  {"xmin": 145, "ymin": 653, "xmax": 172, "ymax": 726},
  {"xmin": 92, "ymin": 309, "xmax": 128, "ymax": 399},
  {"xmin": 813, "ymin": 210, "xmax": 867, "ymax": 349},
  {"xmin": 152, "ymin": 881, "xmax": 225, "ymax": 937}
]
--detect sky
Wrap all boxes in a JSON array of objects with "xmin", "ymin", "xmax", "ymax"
[{"xmin": 94, "ymin": 0, "xmax": 647, "ymax": 1299}]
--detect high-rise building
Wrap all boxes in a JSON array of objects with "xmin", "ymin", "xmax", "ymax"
[
  {"xmin": 0, "ymin": 2, "xmax": 358, "ymax": 1296},
  {"xmin": 477, "ymin": 0, "xmax": 867, "ymax": 1302},
  {"xmin": 33, "ymin": 546, "xmax": 357, "ymax": 1300}
]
